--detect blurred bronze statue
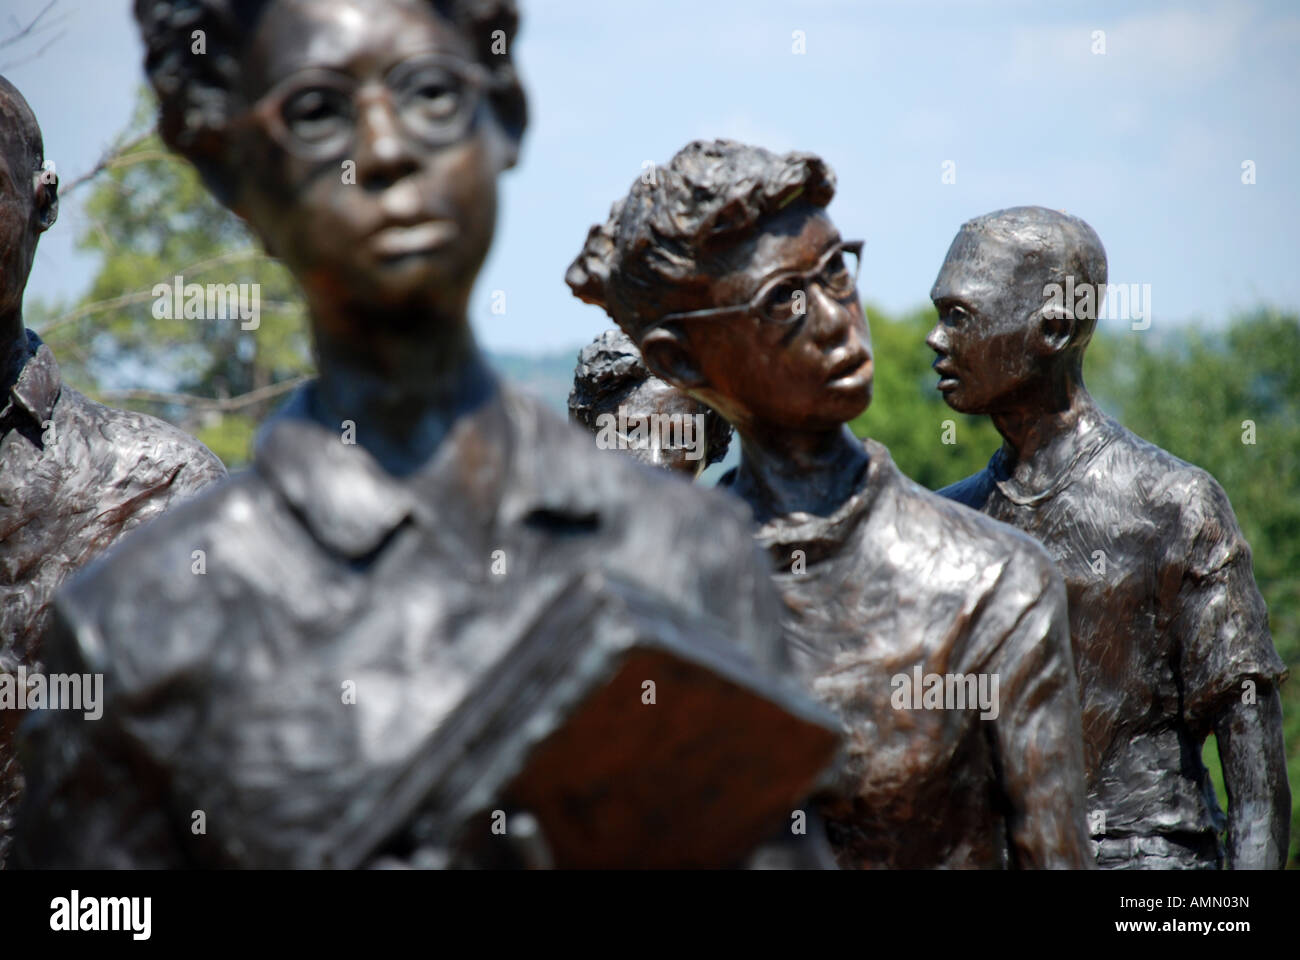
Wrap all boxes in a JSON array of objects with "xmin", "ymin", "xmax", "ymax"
[
  {"xmin": 930, "ymin": 206, "xmax": 1290, "ymax": 869},
  {"xmin": 13, "ymin": 1, "xmax": 836, "ymax": 870},
  {"xmin": 569, "ymin": 327, "xmax": 731, "ymax": 478},
  {"xmin": 568, "ymin": 140, "xmax": 1094, "ymax": 868},
  {"xmin": 0, "ymin": 76, "xmax": 226, "ymax": 868}
]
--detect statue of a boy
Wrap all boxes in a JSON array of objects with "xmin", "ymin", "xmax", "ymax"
[
  {"xmin": 929, "ymin": 206, "xmax": 1289, "ymax": 869},
  {"xmin": 0, "ymin": 76, "xmax": 225, "ymax": 866}
]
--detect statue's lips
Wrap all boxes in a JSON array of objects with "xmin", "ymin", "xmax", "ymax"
[
  {"xmin": 369, "ymin": 220, "xmax": 459, "ymax": 258},
  {"xmin": 825, "ymin": 349, "xmax": 871, "ymax": 384},
  {"xmin": 933, "ymin": 360, "xmax": 959, "ymax": 390}
]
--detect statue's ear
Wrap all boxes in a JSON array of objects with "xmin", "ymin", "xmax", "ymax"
[
  {"xmin": 34, "ymin": 161, "xmax": 58, "ymax": 233},
  {"xmin": 639, "ymin": 325, "xmax": 708, "ymax": 392},
  {"xmin": 1037, "ymin": 300, "xmax": 1074, "ymax": 355}
]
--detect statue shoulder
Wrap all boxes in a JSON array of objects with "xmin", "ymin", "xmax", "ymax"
[
  {"xmin": 888, "ymin": 461, "xmax": 1064, "ymax": 601},
  {"xmin": 50, "ymin": 471, "xmax": 269, "ymax": 680}
]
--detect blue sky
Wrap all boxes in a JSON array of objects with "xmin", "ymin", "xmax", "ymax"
[{"xmin": 7, "ymin": 0, "xmax": 1299, "ymax": 354}]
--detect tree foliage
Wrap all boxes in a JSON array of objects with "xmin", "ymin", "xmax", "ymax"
[{"xmin": 36, "ymin": 91, "xmax": 313, "ymax": 466}]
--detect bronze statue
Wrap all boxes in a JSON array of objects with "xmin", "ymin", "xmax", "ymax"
[
  {"xmin": 0, "ymin": 76, "xmax": 226, "ymax": 868},
  {"xmin": 930, "ymin": 206, "xmax": 1290, "ymax": 869},
  {"xmin": 568, "ymin": 139, "xmax": 1094, "ymax": 868},
  {"xmin": 13, "ymin": 1, "xmax": 834, "ymax": 869},
  {"xmin": 569, "ymin": 327, "xmax": 731, "ymax": 477}
]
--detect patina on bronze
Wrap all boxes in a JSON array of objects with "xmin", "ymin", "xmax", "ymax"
[
  {"xmin": 568, "ymin": 139, "xmax": 1094, "ymax": 868},
  {"xmin": 569, "ymin": 327, "xmax": 731, "ymax": 477},
  {"xmin": 13, "ymin": 1, "xmax": 833, "ymax": 869},
  {"xmin": 0, "ymin": 76, "xmax": 226, "ymax": 868},
  {"xmin": 930, "ymin": 206, "xmax": 1290, "ymax": 869}
]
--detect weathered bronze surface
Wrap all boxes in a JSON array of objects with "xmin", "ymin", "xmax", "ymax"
[
  {"xmin": 14, "ymin": 2, "xmax": 826, "ymax": 868},
  {"xmin": 0, "ymin": 77, "xmax": 226, "ymax": 868},
  {"xmin": 930, "ymin": 206, "xmax": 1290, "ymax": 869},
  {"xmin": 568, "ymin": 140, "xmax": 1094, "ymax": 868}
]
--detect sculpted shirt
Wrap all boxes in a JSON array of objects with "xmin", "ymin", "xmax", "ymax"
[
  {"xmin": 14, "ymin": 380, "xmax": 784, "ymax": 868},
  {"xmin": 941, "ymin": 414, "xmax": 1287, "ymax": 845},
  {"xmin": 0, "ymin": 330, "xmax": 225, "ymax": 865},
  {"xmin": 729, "ymin": 439, "xmax": 1092, "ymax": 869}
]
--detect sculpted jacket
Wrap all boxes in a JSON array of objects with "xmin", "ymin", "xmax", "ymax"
[
  {"xmin": 730, "ymin": 438, "xmax": 1094, "ymax": 869},
  {"xmin": 0, "ymin": 330, "xmax": 226, "ymax": 866},
  {"xmin": 13, "ymin": 380, "xmax": 786, "ymax": 868}
]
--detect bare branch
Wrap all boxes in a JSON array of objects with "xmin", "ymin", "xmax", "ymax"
[
  {"xmin": 0, "ymin": 26, "xmax": 66, "ymax": 71},
  {"xmin": 58, "ymin": 129, "xmax": 158, "ymax": 199},
  {"xmin": 0, "ymin": 0, "xmax": 58, "ymax": 50},
  {"xmin": 35, "ymin": 248, "xmax": 268, "ymax": 335},
  {"xmin": 100, "ymin": 376, "xmax": 311, "ymax": 413}
]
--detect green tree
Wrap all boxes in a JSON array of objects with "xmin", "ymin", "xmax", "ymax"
[
  {"xmin": 849, "ymin": 303, "xmax": 1003, "ymax": 488},
  {"xmin": 35, "ymin": 90, "xmax": 313, "ymax": 467}
]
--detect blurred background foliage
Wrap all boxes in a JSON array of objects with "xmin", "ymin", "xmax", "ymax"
[
  {"xmin": 26, "ymin": 90, "xmax": 1300, "ymax": 868},
  {"xmin": 31, "ymin": 93, "xmax": 314, "ymax": 466}
]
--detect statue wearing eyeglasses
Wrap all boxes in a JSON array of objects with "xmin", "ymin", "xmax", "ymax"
[
  {"xmin": 0, "ymin": 77, "xmax": 226, "ymax": 868},
  {"xmin": 568, "ymin": 140, "xmax": 1095, "ymax": 868},
  {"xmin": 13, "ymin": 1, "xmax": 830, "ymax": 869}
]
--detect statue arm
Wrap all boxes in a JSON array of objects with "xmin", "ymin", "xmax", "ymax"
[
  {"xmin": 990, "ymin": 553, "xmax": 1095, "ymax": 869},
  {"xmin": 1214, "ymin": 685, "xmax": 1290, "ymax": 869},
  {"xmin": 1174, "ymin": 472, "xmax": 1290, "ymax": 868}
]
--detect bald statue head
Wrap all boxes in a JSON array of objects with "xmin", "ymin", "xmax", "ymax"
[
  {"xmin": 926, "ymin": 206, "xmax": 1106, "ymax": 416},
  {"xmin": 0, "ymin": 76, "xmax": 58, "ymax": 344}
]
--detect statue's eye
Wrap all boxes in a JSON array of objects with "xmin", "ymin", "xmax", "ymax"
[
  {"xmin": 821, "ymin": 252, "xmax": 855, "ymax": 297},
  {"xmin": 759, "ymin": 280, "xmax": 805, "ymax": 322},
  {"xmin": 281, "ymin": 87, "xmax": 351, "ymax": 145},
  {"xmin": 400, "ymin": 69, "xmax": 468, "ymax": 135}
]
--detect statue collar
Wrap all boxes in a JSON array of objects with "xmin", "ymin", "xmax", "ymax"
[
  {"xmin": 251, "ymin": 380, "xmax": 608, "ymax": 558},
  {"xmin": 989, "ymin": 414, "xmax": 1119, "ymax": 507},
  {"xmin": 0, "ymin": 329, "xmax": 62, "ymax": 437},
  {"xmin": 748, "ymin": 437, "xmax": 890, "ymax": 562}
]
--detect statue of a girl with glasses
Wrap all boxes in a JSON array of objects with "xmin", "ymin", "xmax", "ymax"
[
  {"xmin": 12, "ymin": 2, "xmax": 820, "ymax": 869},
  {"xmin": 567, "ymin": 139, "xmax": 1096, "ymax": 869}
]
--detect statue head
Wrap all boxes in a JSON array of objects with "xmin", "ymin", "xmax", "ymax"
[
  {"xmin": 569, "ymin": 328, "xmax": 731, "ymax": 478},
  {"xmin": 134, "ymin": 0, "xmax": 527, "ymax": 342},
  {"xmin": 927, "ymin": 205, "xmax": 1107, "ymax": 416},
  {"xmin": 0, "ymin": 76, "xmax": 58, "ymax": 330},
  {"xmin": 566, "ymin": 139, "xmax": 872, "ymax": 438}
]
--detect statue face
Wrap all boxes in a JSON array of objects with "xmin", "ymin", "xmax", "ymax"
[
  {"xmin": 0, "ymin": 93, "xmax": 47, "ymax": 320},
  {"xmin": 595, "ymin": 376, "xmax": 714, "ymax": 477},
  {"xmin": 233, "ymin": 0, "xmax": 508, "ymax": 330},
  {"xmin": 927, "ymin": 229, "xmax": 1043, "ymax": 415},
  {"xmin": 675, "ymin": 206, "xmax": 873, "ymax": 433}
]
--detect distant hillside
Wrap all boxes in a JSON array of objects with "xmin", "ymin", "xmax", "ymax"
[{"xmin": 485, "ymin": 347, "xmax": 582, "ymax": 415}]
